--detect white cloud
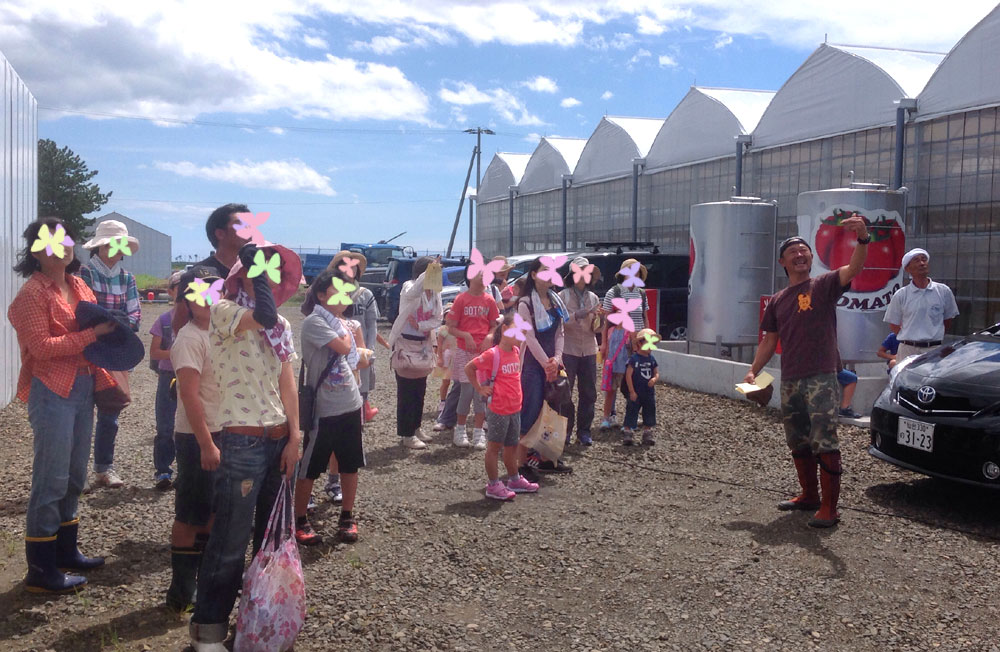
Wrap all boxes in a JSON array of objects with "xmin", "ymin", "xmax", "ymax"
[
  {"xmin": 351, "ymin": 35, "xmax": 407, "ymax": 55},
  {"xmin": 601, "ymin": 90, "xmax": 614, "ymax": 100},
  {"xmin": 714, "ymin": 33, "xmax": 733, "ymax": 49},
  {"xmin": 658, "ymin": 54, "xmax": 678, "ymax": 68},
  {"xmin": 636, "ymin": 15, "xmax": 665, "ymax": 36},
  {"xmin": 155, "ymin": 159, "xmax": 336, "ymax": 196},
  {"xmin": 524, "ymin": 132, "xmax": 543, "ymax": 143},
  {"xmin": 303, "ymin": 34, "xmax": 328, "ymax": 49},
  {"xmin": 523, "ymin": 76, "xmax": 559, "ymax": 93},
  {"xmin": 629, "ymin": 48, "xmax": 652, "ymax": 65},
  {"xmin": 560, "ymin": 97, "xmax": 581, "ymax": 108},
  {"xmin": 438, "ymin": 82, "xmax": 544, "ymax": 126}
]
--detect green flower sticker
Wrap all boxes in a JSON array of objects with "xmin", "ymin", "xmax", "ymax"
[
  {"xmin": 247, "ymin": 250, "xmax": 282, "ymax": 284},
  {"xmin": 326, "ymin": 278, "xmax": 356, "ymax": 306}
]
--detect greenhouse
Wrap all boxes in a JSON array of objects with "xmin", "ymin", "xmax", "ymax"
[{"xmin": 476, "ymin": 2, "xmax": 1000, "ymax": 331}]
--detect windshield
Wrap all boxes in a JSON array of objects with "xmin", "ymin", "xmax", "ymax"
[{"xmin": 365, "ymin": 248, "xmax": 403, "ymax": 266}]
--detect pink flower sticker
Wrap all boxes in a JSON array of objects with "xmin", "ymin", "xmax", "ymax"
[
  {"xmin": 537, "ymin": 255, "xmax": 567, "ymax": 287},
  {"xmin": 234, "ymin": 212, "xmax": 270, "ymax": 246},
  {"xmin": 338, "ymin": 257, "xmax": 361, "ymax": 279},
  {"xmin": 467, "ymin": 248, "xmax": 505, "ymax": 286},
  {"xmin": 607, "ymin": 297, "xmax": 642, "ymax": 332},
  {"xmin": 570, "ymin": 262, "xmax": 594, "ymax": 285},
  {"xmin": 503, "ymin": 313, "xmax": 533, "ymax": 341}
]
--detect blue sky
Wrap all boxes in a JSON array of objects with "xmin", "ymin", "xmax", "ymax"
[{"xmin": 2, "ymin": 1, "xmax": 996, "ymax": 261}]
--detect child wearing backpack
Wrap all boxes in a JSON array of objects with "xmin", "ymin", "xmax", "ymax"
[{"xmin": 466, "ymin": 313, "xmax": 539, "ymax": 500}]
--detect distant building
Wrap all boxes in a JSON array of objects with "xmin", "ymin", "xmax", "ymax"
[{"xmin": 79, "ymin": 211, "xmax": 172, "ymax": 279}]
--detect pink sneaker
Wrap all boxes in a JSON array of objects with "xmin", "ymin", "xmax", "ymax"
[
  {"xmin": 506, "ymin": 474, "xmax": 539, "ymax": 494},
  {"xmin": 485, "ymin": 480, "xmax": 515, "ymax": 501}
]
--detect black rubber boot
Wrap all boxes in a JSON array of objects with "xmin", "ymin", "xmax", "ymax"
[
  {"xmin": 25, "ymin": 538, "xmax": 88, "ymax": 593},
  {"xmin": 165, "ymin": 546, "xmax": 202, "ymax": 611},
  {"xmin": 55, "ymin": 519, "xmax": 105, "ymax": 570}
]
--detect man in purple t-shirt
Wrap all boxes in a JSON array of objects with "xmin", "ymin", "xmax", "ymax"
[{"xmin": 743, "ymin": 214, "xmax": 870, "ymax": 528}]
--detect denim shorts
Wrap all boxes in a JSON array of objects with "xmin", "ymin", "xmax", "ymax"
[{"xmin": 174, "ymin": 431, "xmax": 219, "ymax": 526}]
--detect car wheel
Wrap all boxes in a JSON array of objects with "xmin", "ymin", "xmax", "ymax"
[{"xmin": 665, "ymin": 323, "xmax": 687, "ymax": 341}]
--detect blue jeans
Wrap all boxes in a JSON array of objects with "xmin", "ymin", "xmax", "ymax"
[
  {"xmin": 437, "ymin": 381, "xmax": 460, "ymax": 427},
  {"xmin": 26, "ymin": 375, "xmax": 95, "ymax": 537},
  {"xmin": 154, "ymin": 372, "xmax": 177, "ymax": 476},
  {"xmin": 93, "ymin": 407, "xmax": 120, "ymax": 473},
  {"xmin": 193, "ymin": 430, "xmax": 287, "ymax": 628}
]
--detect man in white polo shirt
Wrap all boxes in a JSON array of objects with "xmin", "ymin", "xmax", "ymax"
[{"xmin": 884, "ymin": 248, "xmax": 959, "ymax": 362}]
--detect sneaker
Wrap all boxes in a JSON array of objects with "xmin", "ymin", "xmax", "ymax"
[
  {"xmin": 437, "ymin": 400, "xmax": 446, "ymax": 413},
  {"xmin": 433, "ymin": 421, "xmax": 453, "ymax": 432},
  {"xmin": 600, "ymin": 417, "xmax": 612, "ymax": 431},
  {"xmin": 294, "ymin": 518, "xmax": 322, "ymax": 546},
  {"xmin": 94, "ymin": 470, "xmax": 124, "ymax": 489},
  {"xmin": 622, "ymin": 429, "xmax": 635, "ymax": 446},
  {"xmin": 838, "ymin": 407, "xmax": 863, "ymax": 419},
  {"xmin": 485, "ymin": 480, "xmax": 516, "ymax": 501},
  {"xmin": 537, "ymin": 459, "xmax": 574, "ymax": 474},
  {"xmin": 453, "ymin": 429, "xmax": 471, "ymax": 448},
  {"xmin": 307, "ymin": 495, "xmax": 319, "ymax": 515},
  {"xmin": 518, "ymin": 464, "xmax": 541, "ymax": 484},
  {"xmin": 578, "ymin": 431, "xmax": 593, "ymax": 446},
  {"xmin": 415, "ymin": 428, "xmax": 433, "ymax": 443},
  {"xmin": 506, "ymin": 474, "xmax": 539, "ymax": 493},
  {"xmin": 641, "ymin": 430, "xmax": 656, "ymax": 446},
  {"xmin": 471, "ymin": 429, "xmax": 487, "ymax": 450},
  {"xmin": 338, "ymin": 516, "xmax": 359, "ymax": 543},
  {"xmin": 402, "ymin": 435, "xmax": 427, "ymax": 450},
  {"xmin": 154, "ymin": 473, "xmax": 173, "ymax": 490},
  {"xmin": 324, "ymin": 480, "xmax": 343, "ymax": 504}
]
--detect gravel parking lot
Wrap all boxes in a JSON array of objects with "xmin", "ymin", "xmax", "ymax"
[{"xmin": 1, "ymin": 303, "xmax": 999, "ymax": 651}]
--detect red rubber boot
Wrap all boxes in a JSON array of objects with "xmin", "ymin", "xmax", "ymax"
[
  {"xmin": 777, "ymin": 448, "xmax": 820, "ymax": 511},
  {"xmin": 363, "ymin": 400, "xmax": 378, "ymax": 423},
  {"xmin": 809, "ymin": 451, "xmax": 842, "ymax": 528}
]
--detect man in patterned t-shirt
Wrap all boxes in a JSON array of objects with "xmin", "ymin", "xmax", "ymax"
[{"xmin": 743, "ymin": 214, "xmax": 870, "ymax": 529}]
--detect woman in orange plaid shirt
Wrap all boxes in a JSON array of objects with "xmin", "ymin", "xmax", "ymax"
[{"xmin": 7, "ymin": 218, "xmax": 116, "ymax": 594}]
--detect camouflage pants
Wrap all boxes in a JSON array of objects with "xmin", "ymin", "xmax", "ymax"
[{"xmin": 780, "ymin": 373, "xmax": 839, "ymax": 454}]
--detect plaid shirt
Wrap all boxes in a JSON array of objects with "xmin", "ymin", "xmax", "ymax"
[
  {"xmin": 7, "ymin": 273, "xmax": 115, "ymax": 401},
  {"xmin": 79, "ymin": 257, "xmax": 141, "ymax": 330}
]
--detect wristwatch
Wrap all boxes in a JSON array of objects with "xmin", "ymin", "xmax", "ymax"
[{"xmin": 856, "ymin": 234, "xmax": 872, "ymax": 244}]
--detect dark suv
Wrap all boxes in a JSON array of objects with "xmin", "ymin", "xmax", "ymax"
[
  {"xmin": 383, "ymin": 255, "xmax": 466, "ymax": 322},
  {"xmin": 577, "ymin": 242, "xmax": 689, "ymax": 340}
]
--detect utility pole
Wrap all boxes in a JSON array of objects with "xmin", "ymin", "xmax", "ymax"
[{"xmin": 463, "ymin": 127, "xmax": 494, "ymax": 253}]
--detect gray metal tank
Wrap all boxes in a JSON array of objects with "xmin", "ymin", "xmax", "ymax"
[
  {"xmin": 689, "ymin": 197, "xmax": 777, "ymax": 346},
  {"xmin": 796, "ymin": 183, "xmax": 907, "ymax": 363}
]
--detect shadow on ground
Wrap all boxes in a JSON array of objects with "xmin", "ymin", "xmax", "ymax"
[{"xmin": 724, "ymin": 512, "xmax": 848, "ymax": 579}]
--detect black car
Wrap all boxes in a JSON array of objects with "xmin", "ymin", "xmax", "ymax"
[
  {"xmin": 383, "ymin": 255, "xmax": 466, "ymax": 322},
  {"xmin": 869, "ymin": 324, "xmax": 1000, "ymax": 488},
  {"xmin": 576, "ymin": 243, "xmax": 689, "ymax": 341}
]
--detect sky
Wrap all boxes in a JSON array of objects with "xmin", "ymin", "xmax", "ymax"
[{"xmin": 2, "ymin": 0, "xmax": 997, "ymax": 261}]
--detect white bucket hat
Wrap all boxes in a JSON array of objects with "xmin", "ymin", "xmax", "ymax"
[{"xmin": 82, "ymin": 219, "xmax": 140, "ymax": 254}]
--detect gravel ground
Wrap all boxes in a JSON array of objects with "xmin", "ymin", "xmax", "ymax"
[{"xmin": 2, "ymin": 303, "xmax": 1000, "ymax": 652}]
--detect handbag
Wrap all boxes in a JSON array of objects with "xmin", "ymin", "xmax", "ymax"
[
  {"xmin": 601, "ymin": 331, "xmax": 628, "ymax": 392},
  {"xmin": 297, "ymin": 352, "xmax": 341, "ymax": 432},
  {"xmin": 94, "ymin": 369, "xmax": 131, "ymax": 412},
  {"xmin": 545, "ymin": 367, "xmax": 571, "ymax": 409},
  {"xmin": 390, "ymin": 335, "xmax": 435, "ymax": 379},
  {"xmin": 234, "ymin": 478, "xmax": 306, "ymax": 652},
  {"xmin": 521, "ymin": 403, "xmax": 568, "ymax": 463}
]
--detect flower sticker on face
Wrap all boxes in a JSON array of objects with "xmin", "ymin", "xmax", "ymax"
[
  {"xmin": 234, "ymin": 212, "xmax": 270, "ymax": 246},
  {"xmin": 570, "ymin": 262, "xmax": 594, "ymax": 285},
  {"xmin": 338, "ymin": 257, "xmax": 361, "ymax": 279},
  {"xmin": 203, "ymin": 279, "xmax": 224, "ymax": 305},
  {"xmin": 607, "ymin": 297, "xmax": 642, "ymax": 332},
  {"xmin": 31, "ymin": 224, "xmax": 74, "ymax": 259},
  {"xmin": 537, "ymin": 255, "xmax": 567, "ymax": 287},
  {"xmin": 620, "ymin": 262, "xmax": 645, "ymax": 289},
  {"xmin": 640, "ymin": 331, "xmax": 661, "ymax": 351},
  {"xmin": 503, "ymin": 313, "xmax": 533, "ymax": 341},
  {"xmin": 326, "ymin": 278, "xmax": 356, "ymax": 306},
  {"xmin": 246, "ymin": 250, "xmax": 282, "ymax": 284},
  {"xmin": 108, "ymin": 236, "xmax": 132, "ymax": 257},
  {"xmin": 467, "ymin": 248, "xmax": 505, "ymax": 286},
  {"xmin": 185, "ymin": 279, "xmax": 210, "ymax": 307}
]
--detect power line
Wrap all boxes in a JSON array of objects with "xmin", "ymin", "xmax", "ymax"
[
  {"xmin": 38, "ymin": 105, "xmax": 527, "ymax": 138},
  {"xmin": 112, "ymin": 197, "xmax": 455, "ymax": 206}
]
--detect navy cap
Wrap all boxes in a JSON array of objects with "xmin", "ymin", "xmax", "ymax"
[{"xmin": 779, "ymin": 236, "xmax": 811, "ymax": 258}]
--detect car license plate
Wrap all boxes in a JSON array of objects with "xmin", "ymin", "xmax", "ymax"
[{"xmin": 897, "ymin": 416, "xmax": 934, "ymax": 452}]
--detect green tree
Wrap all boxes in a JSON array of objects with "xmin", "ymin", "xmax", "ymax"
[{"xmin": 38, "ymin": 138, "xmax": 112, "ymax": 236}]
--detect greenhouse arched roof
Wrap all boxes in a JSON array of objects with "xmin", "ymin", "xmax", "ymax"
[
  {"xmin": 477, "ymin": 152, "xmax": 532, "ymax": 202},
  {"xmin": 752, "ymin": 43, "xmax": 944, "ymax": 149},
  {"xmin": 573, "ymin": 116, "xmax": 665, "ymax": 184},
  {"xmin": 646, "ymin": 87, "xmax": 775, "ymax": 170},
  {"xmin": 518, "ymin": 137, "xmax": 587, "ymax": 194},
  {"xmin": 918, "ymin": 3, "xmax": 1000, "ymax": 120}
]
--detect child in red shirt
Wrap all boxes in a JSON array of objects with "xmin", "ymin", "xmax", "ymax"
[
  {"xmin": 467, "ymin": 313, "xmax": 539, "ymax": 500},
  {"xmin": 447, "ymin": 266, "xmax": 499, "ymax": 449}
]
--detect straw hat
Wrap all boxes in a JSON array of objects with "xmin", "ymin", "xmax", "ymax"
[
  {"xmin": 327, "ymin": 250, "xmax": 367, "ymax": 280},
  {"xmin": 616, "ymin": 258, "xmax": 647, "ymax": 282},
  {"xmin": 82, "ymin": 220, "xmax": 139, "ymax": 254},
  {"xmin": 223, "ymin": 241, "xmax": 303, "ymax": 307}
]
